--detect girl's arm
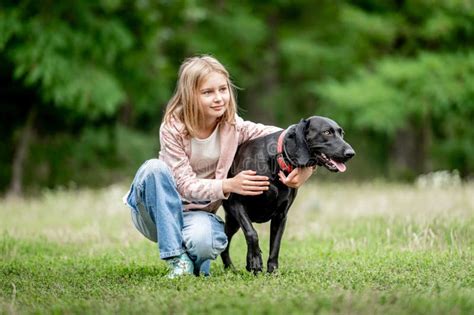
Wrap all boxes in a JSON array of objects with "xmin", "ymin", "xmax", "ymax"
[
  {"xmin": 160, "ymin": 121, "xmax": 271, "ymax": 201},
  {"xmin": 236, "ymin": 115, "xmax": 282, "ymax": 144}
]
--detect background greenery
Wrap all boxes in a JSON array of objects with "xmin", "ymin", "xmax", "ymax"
[
  {"xmin": 1, "ymin": 2, "xmax": 473, "ymax": 313},
  {"xmin": 1, "ymin": 0, "xmax": 473, "ymax": 194}
]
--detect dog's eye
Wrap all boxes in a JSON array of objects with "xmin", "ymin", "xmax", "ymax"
[
  {"xmin": 322, "ymin": 130, "xmax": 332, "ymax": 136},
  {"xmin": 339, "ymin": 129, "xmax": 345, "ymax": 138}
]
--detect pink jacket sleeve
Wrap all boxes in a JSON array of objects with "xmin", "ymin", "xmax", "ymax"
[
  {"xmin": 236, "ymin": 116, "xmax": 282, "ymax": 145},
  {"xmin": 159, "ymin": 123, "xmax": 226, "ymax": 202}
]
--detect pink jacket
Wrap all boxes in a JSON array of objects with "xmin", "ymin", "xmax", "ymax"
[{"xmin": 159, "ymin": 115, "xmax": 282, "ymax": 212}]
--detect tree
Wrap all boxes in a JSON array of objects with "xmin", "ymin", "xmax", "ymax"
[
  {"xmin": 1, "ymin": 0, "xmax": 473, "ymax": 193},
  {"xmin": 315, "ymin": 1, "xmax": 474, "ymax": 177},
  {"xmin": 0, "ymin": 1, "xmax": 189, "ymax": 194}
]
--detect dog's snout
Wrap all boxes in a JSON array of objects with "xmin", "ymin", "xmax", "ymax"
[{"xmin": 344, "ymin": 148, "xmax": 355, "ymax": 159}]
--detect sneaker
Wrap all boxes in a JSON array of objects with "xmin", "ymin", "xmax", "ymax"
[{"xmin": 166, "ymin": 253, "xmax": 193, "ymax": 278}]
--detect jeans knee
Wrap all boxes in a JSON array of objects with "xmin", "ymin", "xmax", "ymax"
[
  {"xmin": 143, "ymin": 159, "xmax": 170, "ymax": 177},
  {"xmin": 138, "ymin": 159, "xmax": 176, "ymax": 189},
  {"xmin": 186, "ymin": 228, "xmax": 227, "ymax": 262},
  {"xmin": 186, "ymin": 230, "xmax": 214, "ymax": 261}
]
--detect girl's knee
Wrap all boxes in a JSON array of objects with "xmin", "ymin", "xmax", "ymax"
[
  {"xmin": 135, "ymin": 159, "xmax": 174, "ymax": 184},
  {"xmin": 184, "ymin": 213, "xmax": 228, "ymax": 261},
  {"xmin": 143, "ymin": 159, "xmax": 169, "ymax": 176},
  {"xmin": 187, "ymin": 237, "xmax": 213, "ymax": 261},
  {"xmin": 198, "ymin": 229, "xmax": 227, "ymax": 260}
]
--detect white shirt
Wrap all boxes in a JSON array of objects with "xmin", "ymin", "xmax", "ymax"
[{"xmin": 190, "ymin": 126, "xmax": 221, "ymax": 179}]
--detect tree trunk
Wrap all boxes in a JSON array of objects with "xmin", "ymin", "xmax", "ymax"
[
  {"xmin": 118, "ymin": 100, "xmax": 133, "ymax": 126},
  {"xmin": 245, "ymin": 13, "xmax": 279, "ymax": 125},
  {"xmin": 391, "ymin": 117, "xmax": 430, "ymax": 177},
  {"xmin": 7, "ymin": 106, "xmax": 36, "ymax": 197}
]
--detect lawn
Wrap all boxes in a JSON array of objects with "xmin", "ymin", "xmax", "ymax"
[{"xmin": 1, "ymin": 181, "xmax": 473, "ymax": 314}]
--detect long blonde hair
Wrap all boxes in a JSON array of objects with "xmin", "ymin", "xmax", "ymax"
[{"xmin": 163, "ymin": 55, "xmax": 238, "ymax": 137}]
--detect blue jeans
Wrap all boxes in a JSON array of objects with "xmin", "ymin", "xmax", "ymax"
[{"xmin": 125, "ymin": 159, "xmax": 228, "ymax": 275}]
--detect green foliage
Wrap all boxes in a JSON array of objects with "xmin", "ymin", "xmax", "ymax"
[
  {"xmin": 2, "ymin": 4, "xmax": 132, "ymax": 117},
  {"xmin": 317, "ymin": 52, "xmax": 474, "ymax": 133},
  {"xmin": 1, "ymin": 0, "xmax": 474, "ymax": 191},
  {"xmin": 22, "ymin": 125, "xmax": 155, "ymax": 190},
  {"xmin": 316, "ymin": 51, "xmax": 474, "ymax": 174}
]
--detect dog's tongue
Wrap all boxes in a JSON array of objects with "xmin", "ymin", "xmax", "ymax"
[{"xmin": 331, "ymin": 159, "xmax": 346, "ymax": 172}]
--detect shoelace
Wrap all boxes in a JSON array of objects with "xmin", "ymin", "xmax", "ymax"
[{"xmin": 169, "ymin": 257, "xmax": 190, "ymax": 270}]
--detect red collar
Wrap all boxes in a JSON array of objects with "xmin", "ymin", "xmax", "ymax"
[{"xmin": 277, "ymin": 129, "xmax": 294, "ymax": 174}]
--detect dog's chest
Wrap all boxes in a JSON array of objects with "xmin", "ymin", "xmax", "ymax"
[{"xmin": 242, "ymin": 185, "xmax": 295, "ymax": 223}]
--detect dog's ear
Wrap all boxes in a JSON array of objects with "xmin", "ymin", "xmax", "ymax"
[{"xmin": 285, "ymin": 119, "xmax": 312, "ymax": 167}]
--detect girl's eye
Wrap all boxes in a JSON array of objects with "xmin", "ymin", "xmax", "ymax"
[{"xmin": 219, "ymin": 87, "xmax": 227, "ymax": 92}]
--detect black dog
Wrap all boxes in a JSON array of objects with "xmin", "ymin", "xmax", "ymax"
[{"xmin": 221, "ymin": 116, "xmax": 355, "ymax": 273}]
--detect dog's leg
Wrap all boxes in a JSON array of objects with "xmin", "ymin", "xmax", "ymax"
[
  {"xmin": 241, "ymin": 215, "xmax": 264, "ymax": 274},
  {"xmin": 220, "ymin": 212, "xmax": 240, "ymax": 270},
  {"xmin": 229, "ymin": 202, "xmax": 263, "ymax": 274},
  {"xmin": 268, "ymin": 213, "xmax": 288, "ymax": 273}
]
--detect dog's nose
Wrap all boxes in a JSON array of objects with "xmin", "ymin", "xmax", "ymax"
[{"xmin": 344, "ymin": 148, "xmax": 355, "ymax": 158}]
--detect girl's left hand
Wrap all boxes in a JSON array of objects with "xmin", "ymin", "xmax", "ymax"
[{"xmin": 278, "ymin": 166, "xmax": 316, "ymax": 189}]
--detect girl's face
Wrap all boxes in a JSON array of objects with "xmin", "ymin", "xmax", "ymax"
[{"xmin": 198, "ymin": 72, "xmax": 230, "ymax": 125}]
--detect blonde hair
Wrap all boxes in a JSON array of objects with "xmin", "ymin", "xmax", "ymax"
[{"xmin": 163, "ymin": 55, "xmax": 238, "ymax": 137}]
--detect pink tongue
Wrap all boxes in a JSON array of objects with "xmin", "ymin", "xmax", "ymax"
[{"xmin": 331, "ymin": 160, "xmax": 346, "ymax": 172}]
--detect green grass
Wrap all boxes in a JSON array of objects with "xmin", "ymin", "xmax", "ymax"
[{"xmin": 1, "ymin": 182, "xmax": 473, "ymax": 314}]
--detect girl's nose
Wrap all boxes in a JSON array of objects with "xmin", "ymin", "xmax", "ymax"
[{"xmin": 214, "ymin": 92, "xmax": 223, "ymax": 102}]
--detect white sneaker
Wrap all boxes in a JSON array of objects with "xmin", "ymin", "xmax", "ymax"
[{"xmin": 166, "ymin": 253, "xmax": 193, "ymax": 278}]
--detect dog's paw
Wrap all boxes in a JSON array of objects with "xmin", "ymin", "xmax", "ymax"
[
  {"xmin": 223, "ymin": 263, "xmax": 237, "ymax": 271},
  {"xmin": 267, "ymin": 262, "xmax": 278, "ymax": 274},
  {"xmin": 246, "ymin": 253, "xmax": 263, "ymax": 274}
]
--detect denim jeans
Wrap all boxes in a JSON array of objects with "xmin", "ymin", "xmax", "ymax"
[{"xmin": 125, "ymin": 159, "xmax": 228, "ymax": 275}]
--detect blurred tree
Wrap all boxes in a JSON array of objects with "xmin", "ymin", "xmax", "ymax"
[
  {"xmin": 1, "ymin": 0, "xmax": 473, "ymax": 193},
  {"xmin": 318, "ymin": 52, "xmax": 474, "ymax": 176},
  {"xmin": 314, "ymin": 0, "xmax": 474, "ymax": 178},
  {"xmin": 0, "ymin": 0, "xmax": 186, "ymax": 194}
]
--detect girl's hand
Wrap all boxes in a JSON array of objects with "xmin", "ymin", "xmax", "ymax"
[
  {"xmin": 278, "ymin": 166, "xmax": 316, "ymax": 189},
  {"xmin": 223, "ymin": 170, "xmax": 270, "ymax": 196}
]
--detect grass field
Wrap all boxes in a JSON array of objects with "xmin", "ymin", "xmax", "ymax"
[{"xmin": 1, "ymin": 181, "xmax": 473, "ymax": 314}]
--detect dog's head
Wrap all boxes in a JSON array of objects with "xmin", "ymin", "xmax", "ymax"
[{"xmin": 285, "ymin": 116, "xmax": 355, "ymax": 172}]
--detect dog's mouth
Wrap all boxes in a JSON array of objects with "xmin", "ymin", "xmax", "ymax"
[{"xmin": 316, "ymin": 153, "xmax": 347, "ymax": 172}]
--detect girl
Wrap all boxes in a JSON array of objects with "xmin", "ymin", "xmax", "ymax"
[{"xmin": 124, "ymin": 55, "xmax": 314, "ymax": 278}]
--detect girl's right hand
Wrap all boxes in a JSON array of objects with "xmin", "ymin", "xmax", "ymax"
[{"xmin": 223, "ymin": 170, "xmax": 270, "ymax": 196}]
